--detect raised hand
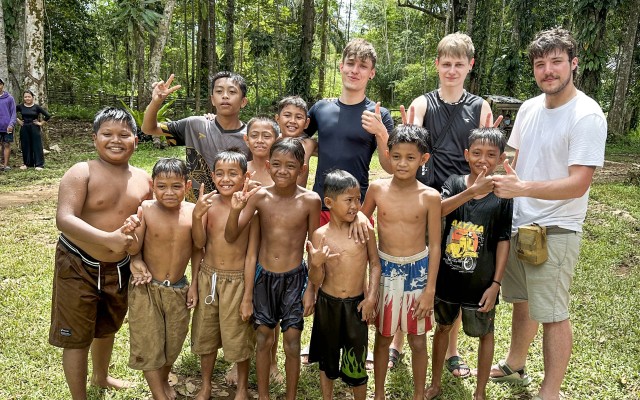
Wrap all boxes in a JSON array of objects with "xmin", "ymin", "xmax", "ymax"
[
  {"xmin": 151, "ymin": 74, "xmax": 182, "ymax": 103},
  {"xmin": 122, "ymin": 206, "xmax": 143, "ymax": 234},
  {"xmin": 399, "ymin": 104, "xmax": 415, "ymax": 125},
  {"xmin": 306, "ymin": 236, "xmax": 340, "ymax": 267},
  {"xmin": 245, "ymin": 171, "xmax": 262, "ymax": 192},
  {"xmin": 470, "ymin": 166, "xmax": 494, "ymax": 196},
  {"xmin": 481, "ymin": 112, "xmax": 504, "ymax": 128},
  {"xmin": 194, "ymin": 183, "xmax": 217, "ymax": 218},
  {"xmin": 492, "ymin": 159, "xmax": 522, "ymax": 199},
  {"xmin": 230, "ymin": 174, "xmax": 260, "ymax": 210},
  {"xmin": 362, "ymin": 101, "xmax": 385, "ymax": 136}
]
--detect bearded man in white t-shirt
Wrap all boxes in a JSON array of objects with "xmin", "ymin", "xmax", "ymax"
[{"xmin": 490, "ymin": 28, "xmax": 606, "ymax": 400}]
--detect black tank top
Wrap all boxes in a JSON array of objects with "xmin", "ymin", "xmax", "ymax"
[{"xmin": 418, "ymin": 90, "xmax": 483, "ymax": 192}]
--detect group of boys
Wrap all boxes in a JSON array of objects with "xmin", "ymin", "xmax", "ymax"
[{"xmin": 49, "ymin": 26, "xmax": 606, "ymax": 400}]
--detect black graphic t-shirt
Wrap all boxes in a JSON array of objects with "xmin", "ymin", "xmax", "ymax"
[{"xmin": 437, "ymin": 174, "xmax": 513, "ymax": 306}]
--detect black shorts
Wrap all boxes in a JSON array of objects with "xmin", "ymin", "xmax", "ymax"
[
  {"xmin": 434, "ymin": 298, "xmax": 495, "ymax": 338},
  {"xmin": 308, "ymin": 290, "xmax": 368, "ymax": 387},
  {"xmin": 252, "ymin": 262, "xmax": 307, "ymax": 332}
]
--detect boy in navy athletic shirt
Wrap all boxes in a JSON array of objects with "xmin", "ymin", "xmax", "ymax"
[{"xmin": 306, "ymin": 38, "xmax": 394, "ymax": 226}]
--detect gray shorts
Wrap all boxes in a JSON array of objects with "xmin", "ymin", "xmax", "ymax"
[{"xmin": 502, "ymin": 229, "xmax": 582, "ymax": 323}]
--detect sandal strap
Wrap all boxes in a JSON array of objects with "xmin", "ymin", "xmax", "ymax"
[{"xmin": 497, "ymin": 359, "xmax": 525, "ymax": 376}]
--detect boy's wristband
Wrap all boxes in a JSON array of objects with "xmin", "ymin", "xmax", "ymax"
[{"xmin": 492, "ymin": 280, "xmax": 501, "ymax": 286}]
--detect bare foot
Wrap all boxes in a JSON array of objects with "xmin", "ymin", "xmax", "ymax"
[
  {"xmin": 224, "ymin": 363, "xmax": 238, "ymax": 386},
  {"xmin": 269, "ymin": 364, "xmax": 284, "ymax": 384},
  {"xmin": 234, "ymin": 388, "xmax": 250, "ymax": 400},
  {"xmin": 374, "ymin": 393, "xmax": 386, "ymax": 400},
  {"xmin": 424, "ymin": 385, "xmax": 442, "ymax": 400},
  {"xmin": 473, "ymin": 392, "xmax": 486, "ymax": 400},
  {"xmin": 195, "ymin": 383, "xmax": 212, "ymax": 400},
  {"xmin": 90, "ymin": 375, "xmax": 134, "ymax": 390},
  {"xmin": 164, "ymin": 380, "xmax": 176, "ymax": 400}
]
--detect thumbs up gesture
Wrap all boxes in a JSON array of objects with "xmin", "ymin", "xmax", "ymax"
[
  {"xmin": 362, "ymin": 102, "xmax": 386, "ymax": 137},
  {"xmin": 492, "ymin": 159, "xmax": 522, "ymax": 199},
  {"xmin": 470, "ymin": 166, "xmax": 494, "ymax": 197}
]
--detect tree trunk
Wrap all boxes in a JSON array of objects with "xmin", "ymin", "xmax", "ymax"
[
  {"xmin": 317, "ymin": 0, "xmax": 329, "ymax": 98},
  {"xmin": 135, "ymin": 26, "xmax": 146, "ymax": 110},
  {"xmin": 608, "ymin": 0, "xmax": 640, "ymax": 139},
  {"xmin": 286, "ymin": 0, "xmax": 314, "ymax": 102},
  {"xmin": 195, "ymin": 0, "xmax": 206, "ymax": 114},
  {"xmin": 0, "ymin": 0, "xmax": 9, "ymax": 85},
  {"xmin": 274, "ymin": 0, "xmax": 283, "ymax": 97},
  {"xmin": 207, "ymin": 0, "xmax": 218, "ymax": 112},
  {"xmin": 576, "ymin": 5, "xmax": 608, "ymax": 98},
  {"xmin": 24, "ymin": 0, "xmax": 49, "ymax": 148},
  {"xmin": 184, "ymin": 0, "xmax": 190, "ymax": 96},
  {"xmin": 7, "ymin": 1, "xmax": 26, "ymax": 96},
  {"xmin": 222, "ymin": 0, "xmax": 235, "ymax": 71},
  {"xmin": 149, "ymin": 0, "xmax": 177, "ymax": 91},
  {"xmin": 466, "ymin": 0, "xmax": 476, "ymax": 35}
]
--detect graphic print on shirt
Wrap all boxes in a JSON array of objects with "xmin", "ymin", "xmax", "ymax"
[{"xmin": 444, "ymin": 220, "xmax": 485, "ymax": 273}]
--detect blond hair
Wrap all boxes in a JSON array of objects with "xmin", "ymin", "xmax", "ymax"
[
  {"xmin": 342, "ymin": 38, "xmax": 377, "ymax": 68},
  {"xmin": 437, "ymin": 32, "xmax": 475, "ymax": 61}
]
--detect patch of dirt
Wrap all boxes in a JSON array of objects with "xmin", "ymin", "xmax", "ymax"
[
  {"xmin": 0, "ymin": 184, "xmax": 58, "ymax": 209},
  {"xmin": 593, "ymin": 160, "xmax": 640, "ymax": 184}
]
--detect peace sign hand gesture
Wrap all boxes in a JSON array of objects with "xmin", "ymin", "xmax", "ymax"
[
  {"xmin": 230, "ymin": 174, "xmax": 260, "ymax": 211},
  {"xmin": 151, "ymin": 74, "xmax": 182, "ymax": 104},
  {"xmin": 194, "ymin": 183, "xmax": 217, "ymax": 218}
]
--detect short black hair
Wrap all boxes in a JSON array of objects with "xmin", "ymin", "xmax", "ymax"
[
  {"xmin": 468, "ymin": 127, "xmax": 506, "ymax": 153},
  {"xmin": 213, "ymin": 149, "xmax": 248, "ymax": 174},
  {"xmin": 92, "ymin": 107, "xmax": 137, "ymax": 134},
  {"xmin": 324, "ymin": 169, "xmax": 360, "ymax": 199},
  {"xmin": 211, "ymin": 71, "xmax": 248, "ymax": 97},
  {"xmin": 277, "ymin": 96, "xmax": 308, "ymax": 114},
  {"xmin": 387, "ymin": 124, "xmax": 429, "ymax": 154},
  {"xmin": 152, "ymin": 158, "xmax": 188, "ymax": 181},
  {"xmin": 247, "ymin": 116, "xmax": 280, "ymax": 138},
  {"xmin": 270, "ymin": 138, "xmax": 305, "ymax": 166}
]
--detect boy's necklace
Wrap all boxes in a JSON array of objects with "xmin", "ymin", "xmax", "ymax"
[{"xmin": 437, "ymin": 89, "xmax": 467, "ymax": 105}]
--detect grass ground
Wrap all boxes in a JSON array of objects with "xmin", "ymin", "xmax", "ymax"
[{"xmin": 0, "ymin": 120, "xmax": 639, "ymax": 399}]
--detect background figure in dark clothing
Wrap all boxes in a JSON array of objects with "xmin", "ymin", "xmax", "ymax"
[{"xmin": 16, "ymin": 90, "xmax": 51, "ymax": 170}]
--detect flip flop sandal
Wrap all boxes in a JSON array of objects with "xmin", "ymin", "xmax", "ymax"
[
  {"xmin": 445, "ymin": 355, "xmax": 471, "ymax": 378},
  {"xmin": 388, "ymin": 348, "xmax": 404, "ymax": 369},
  {"xmin": 489, "ymin": 359, "xmax": 532, "ymax": 385}
]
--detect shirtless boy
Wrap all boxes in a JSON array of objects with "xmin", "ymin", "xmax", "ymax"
[
  {"xmin": 191, "ymin": 150, "xmax": 260, "ymax": 400},
  {"xmin": 274, "ymin": 96, "xmax": 315, "ymax": 186},
  {"xmin": 306, "ymin": 169, "xmax": 381, "ymax": 400},
  {"xmin": 50, "ymin": 107, "xmax": 152, "ymax": 399},
  {"xmin": 226, "ymin": 138, "xmax": 321, "ymax": 400},
  {"xmin": 124, "ymin": 158, "xmax": 198, "ymax": 400},
  {"xmin": 245, "ymin": 116, "xmax": 279, "ymax": 186},
  {"xmin": 361, "ymin": 124, "xmax": 442, "ymax": 400}
]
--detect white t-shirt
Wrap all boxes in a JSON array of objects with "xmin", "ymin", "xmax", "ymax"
[{"xmin": 507, "ymin": 91, "xmax": 606, "ymax": 232}]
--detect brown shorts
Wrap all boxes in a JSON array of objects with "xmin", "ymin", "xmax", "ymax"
[
  {"xmin": 49, "ymin": 238, "xmax": 130, "ymax": 349},
  {"xmin": 128, "ymin": 277, "xmax": 190, "ymax": 370},
  {"xmin": 190, "ymin": 261, "xmax": 256, "ymax": 362}
]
